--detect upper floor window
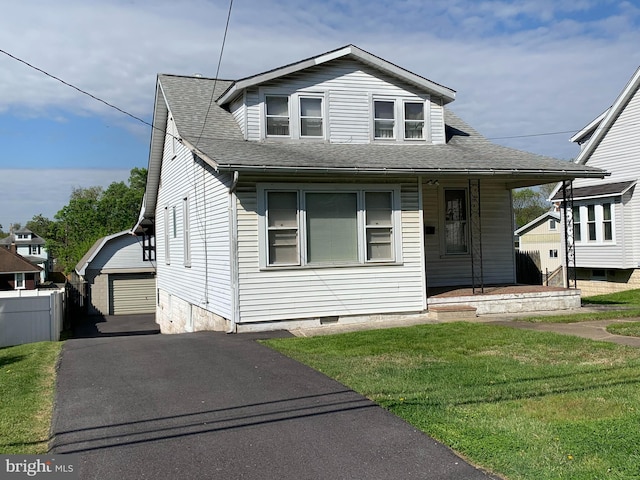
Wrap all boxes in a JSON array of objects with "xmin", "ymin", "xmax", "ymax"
[
  {"xmin": 265, "ymin": 96, "xmax": 290, "ymax": 136},
  {"xmin": 549, "ymin": 219, "xmax": 557, "ymax": 230},
  {"xmin": 404, "ymin": 102, "xmax": 424, "ymax": 140},
  {"xmin": 299, "ymin": 97, "xmax": 323, "ymax": 137},
  {"xmin": 261, "ymin": 185, "xmax": 400, "ymax": 267},
  {"xmin": 443, "ymin": 189, "xmax": 468, "ymax": 255},
  {"xmin": 374, "ymin": 100, "xmax": 395, "ymax": 139}
]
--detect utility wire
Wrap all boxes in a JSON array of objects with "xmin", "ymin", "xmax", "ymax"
[
  {"xmin": 0, "ymin": 47, "xmax": 152, "ymax": 128},
  {"xmin": 194, "ymin": 0, "xmax": 234, "ymax": 150}
]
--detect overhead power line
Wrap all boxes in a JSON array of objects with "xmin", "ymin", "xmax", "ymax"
[
  {"xmin": 0, "ymin": 47, "xmax": 152, "ymax": 128},
  {"xmin": 195, "ymin": 0, "xmax": 234, "ymax": 149}
]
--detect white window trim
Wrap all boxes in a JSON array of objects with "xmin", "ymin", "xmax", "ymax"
[
  {"xmin": 260, "ymin": 89, "xmax": 327, "ymax": 140},
  {"xmin": 15, "ymin": 272, "xmax": 25, "ymax": 290},
  {"xmin": 257, "ymin": 183, "xmax": 402, "ymax": 269},
  {"xmin": 371, "ymin": 95, "xmax": 431, "ymax": 143},
  {"xmin": 573, "ymin": 202, "xmax": 616, "ymax": 245}
]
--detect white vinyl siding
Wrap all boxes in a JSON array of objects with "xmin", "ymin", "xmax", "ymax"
[
  {"xmin": 423, "ymin": 180, "xmax": 516, "ymax": 287},
  {"xmin": 569, "ymin": 82, "xmax": 640, "ymax": 269},
  {"xmin": 244, "ymin": 59, "xmax": 443, "ymax": 144},
  {"xmin": 156, "ymin": 114, "xmax": 233, "ymax": 320},
  {"xmin": 236, "ymin": 176, "xmax": 424, "ymax": 324}
]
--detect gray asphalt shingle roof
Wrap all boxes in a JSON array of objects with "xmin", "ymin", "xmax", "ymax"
[
  {"xmin": 158, "ymin": 73, "xmax": 605, "ymax": 178},
  {"xmin": 551, "ymin": 180, "xmax": 636, "ymax": 201}
]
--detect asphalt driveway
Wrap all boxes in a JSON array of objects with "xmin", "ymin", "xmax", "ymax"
[{"xmin": 51, "ymin": 315, "xmax": 495, "ymax": 479}]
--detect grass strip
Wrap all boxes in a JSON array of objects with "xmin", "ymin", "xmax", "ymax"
[
  {"xmin": 264, "ymin": 322, "xmax": 640, "ymax": 480},
  {"xmin": 0, "ymin": 341, "xmax": 62, "ymax": 454}
]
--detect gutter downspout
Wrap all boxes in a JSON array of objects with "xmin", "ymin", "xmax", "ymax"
[{"xmin": 227, "ymin": 171, "xmax": 240, "ymax": 333}]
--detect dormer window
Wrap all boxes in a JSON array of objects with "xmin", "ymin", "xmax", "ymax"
[
  {"xmin": 299, "ymin": 97, "xmax": 323, "ymax": 137},
  {"xmin": 374, "ymin": 100, "xmax": 395, "ymax": 139},
  {"xmin": 404, "ymin": 102, "xmax": 424, "ymax": 139},
  {"xmin": 266, "ymin": 96, "xmax": 290, "ymax": 136}
]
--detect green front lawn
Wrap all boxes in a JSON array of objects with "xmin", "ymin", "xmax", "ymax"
[
  {"xmin": 264, "ymin": 323, "xmax": 640, "ymax": 480},
  {"xmin": 525, "ymin": 288, "xmax": 640, "ymax": 323},
  {"xmin": 0, "ymin": 341, "xmax": 62, "ymax": 454}
]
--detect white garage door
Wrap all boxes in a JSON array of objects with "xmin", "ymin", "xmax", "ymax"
[{"xmin": 109, "ymin": 274, "xmax": 156, "ymax": 315}]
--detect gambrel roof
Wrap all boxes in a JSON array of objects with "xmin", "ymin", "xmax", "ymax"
[{"xmin": 140, "ymin": 46, "xmax": 607, "ymax": 222}]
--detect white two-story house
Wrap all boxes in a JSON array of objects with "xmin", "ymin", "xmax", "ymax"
[
  {"xmin": 551, "ymin": 66, "xmax": 640, "ymax": 296},
  {"xmin": 136, "ymin": 45, "xmax": 605, "ymax": 333},
  {"xmin": 0, "ymin": 227, "xmax": 51, "ymax": 283}
]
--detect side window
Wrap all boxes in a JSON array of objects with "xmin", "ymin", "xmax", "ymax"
[
  {"xmin": 183, "ymin": 197, "xmax": 191, "ymax": 267},
  {"xmin": 572, "ymin": 206, "xmax": 581, "ymax": 241}
]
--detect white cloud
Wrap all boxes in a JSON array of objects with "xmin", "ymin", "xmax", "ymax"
[
  {"xmin": 0, "ymin": 169, "xmax": 131, "ymax": 230},
  {"xmin": 0, "ymin": 0, "xmax": 638, "ymax": 163}
]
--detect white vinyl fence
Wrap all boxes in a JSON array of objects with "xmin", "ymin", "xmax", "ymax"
[{"xmin": 0, "ymin": 289, "xmax": 65, "ymax": 347}]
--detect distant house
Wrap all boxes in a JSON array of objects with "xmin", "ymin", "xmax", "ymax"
[
  {"xmin": 515, "ymin": 211, "xmax": 562, "ymax": 277},
  {"xmin": 0, "ymin": 247, "xmax": 42, "ymax": 290},
  {"xmin": 551, "ymin": 66, "xmax": 640, "ymax": 296},
  {"xmin": 136, "ymin": 44, "xmax": 606, "ymax": 333},
  {"xmin": 75, "ymin": 231, "xmax": 156, "ymax": 316},
  {"xmin": 0, "ymin": 227, "xmax": 51, "ymax": 283}
]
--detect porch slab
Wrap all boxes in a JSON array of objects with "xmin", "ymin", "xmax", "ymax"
[{"xmin": 427, "ymin": 285, "xmax": 582, "ymax": 315}]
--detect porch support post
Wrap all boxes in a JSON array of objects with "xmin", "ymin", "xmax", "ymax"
[
  {"xmin": 469, "ymin": 179, "xmax": 484, "ymax": 293},
  {"xmin": 561, "ymin": 180, "xmax": 577, "ymax": 289}
]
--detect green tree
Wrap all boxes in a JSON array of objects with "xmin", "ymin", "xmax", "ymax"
[
  {"xmin": 26, "ymin": 214, "xmax": 56, "ymax": 240},
  {"xmin": 513, "ymin": 187, "xmax": 549, "ymax": 229},
  {"xmin": 46, "ymin": 168, "xmax": 147, "ymax": 273}
]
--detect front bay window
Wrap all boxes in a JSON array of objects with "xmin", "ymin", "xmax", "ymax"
[{"xmin": 261, "ymin": 185, "xmax": 400, "ymax": 267}]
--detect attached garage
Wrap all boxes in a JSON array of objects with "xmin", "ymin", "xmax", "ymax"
[
  {"xmin": 109, "ymin": 273, "xmax": 156, "ymax": 315},
  {"xmin": 75, "ymin": 231, "xmax": 156, "ymax": 316}
]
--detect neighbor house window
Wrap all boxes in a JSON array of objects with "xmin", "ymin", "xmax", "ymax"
[
  {"xmin": 572, "ymin": 206, "xmax": 581, "ymax": 241},
  {"xmin": 404, "ymin": 102, "xmax": 424, "ymax": 139},
  {"xmin": 183, "ymin": 197, "xmax": 191, "ymax": 267},
  {"xmin": 574, "ymin": 203, "xmax": 614, "ymax": 244},
  {"xmin": 549, "ymin": 219, "xmax": 557, "ymax": 230},
  {"xmin": 299, "ymin": 97, "xmax": 323, "ymax": 137},
  {"xmin": 30, "ymin": 245, "xmax": 40, "ymax": 255},
  {"xmin": 587, "ymin": 205, "xmax": 596, "ymax": 241},
  {"xmin": 265, "ymin": 96, "xmax": 289, "ymax": 136},
  {"xmin": 549, "ymin": 249, "xmax": 558, "ymax": 258},
  {"xmin": 262, "ymin": 185, "xmax": 399, "ymax": 267},
  {"xmin": 444, "ymin": 189, "xmax": 468, "ymax": 254},
  {"xmin": 602, "ymin": 203, "xmax": 612, "ymax": 241},
  {"xmin": 15, "ymin": 273, "xmax": 24, "ymax": 290},
  {"xmin": 374, "ymin": 100, "xmax": 395, "ymax": 139}
]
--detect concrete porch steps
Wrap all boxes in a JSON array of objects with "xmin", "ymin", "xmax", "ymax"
[{"xmin": 428, "ymin": 305, "xmax": 477, "ymax": 321}]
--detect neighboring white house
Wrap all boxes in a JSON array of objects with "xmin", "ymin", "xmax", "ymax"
[
  {"xmin": 515, "ymin": 211, "xmax": 562, "ymax": 277},
  {"xmin": 0, "ymin": 227, "xmax": 51, "ymax": 283},
  {"xmin": 75, "ymin": 231, "xmax": 156, "ymax": 316},
  {"xmin": 136, "ymin": 44, "xmax": 605, "ymax": 333},
  {"xmin": 551, "ymin": 66, "xmax": 640, "ymax": 296}
]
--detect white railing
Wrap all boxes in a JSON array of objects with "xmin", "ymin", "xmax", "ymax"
[{"xmin": 0, "ymin": 290, "xmax": 65, "ymax": 347}]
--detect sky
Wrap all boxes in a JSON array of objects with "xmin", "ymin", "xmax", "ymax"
[{"xmin": 1, "ymin": 0, "xmax": 639, "ymax": 231}]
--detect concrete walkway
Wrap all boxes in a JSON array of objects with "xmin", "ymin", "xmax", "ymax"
[{"xmin": 51, "ymin": 314, "xmax": 496, "ymax": 480}]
